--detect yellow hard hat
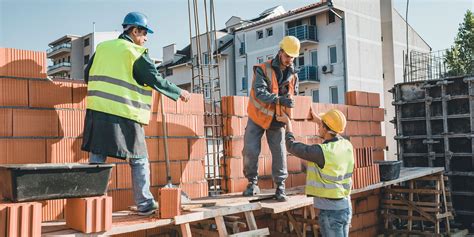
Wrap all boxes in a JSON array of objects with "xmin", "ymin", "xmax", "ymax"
[
  {"xmin": 319, "ymin": 109, "xmax": 347, "ymax": 134},
  {"xmin": 279, "ymin": 36, "xmax": 300, "ymax": 58}
]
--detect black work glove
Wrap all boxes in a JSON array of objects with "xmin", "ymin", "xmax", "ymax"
[{"xmin": 278, "ymin": 95, "xmax": 294, "ymax": 108}]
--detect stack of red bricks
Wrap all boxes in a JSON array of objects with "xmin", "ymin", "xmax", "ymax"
[
  {"xmin": 352, "ymin": 147, "xmax": 381, "ymax": 189},
  {"xmin": 221, "ymin": 92, "xmax": 387, "ymax": 193},
  {"xmin": 0, "ymin": 48, "xmax": 209, "ymax": 229},
  {"xmin": 349, "ymin": 189, "xmax": 382, "ymax": 236},
  {"xmin": 345, "ymin": 91, "xmax": 386, "ymax": 161}
]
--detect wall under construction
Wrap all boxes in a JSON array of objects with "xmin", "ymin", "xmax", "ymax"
[{"xmin": 393, "ymin": 75, "xmax": 474, "ymax": 227}]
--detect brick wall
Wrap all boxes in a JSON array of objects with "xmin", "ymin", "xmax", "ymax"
[{"xmin": 0, "ymin": 48, "xmax": 209, "ymax": 222}]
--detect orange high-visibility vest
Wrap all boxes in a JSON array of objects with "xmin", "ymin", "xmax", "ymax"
[{"xmin": 247, "ymin": 60, "xmax": 297, "ymax": 129}]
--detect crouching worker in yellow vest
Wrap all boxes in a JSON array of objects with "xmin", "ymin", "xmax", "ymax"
[
  {"xmin": 276, "ymin": 108, "xmax": 354, "ymax": 237},
  {"xmin": 82, "ymin": 12, "xmax": 190, "ymax": 216}
]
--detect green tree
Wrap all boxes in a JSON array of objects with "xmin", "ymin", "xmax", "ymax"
[{"xmin": 445, "ymin": 9, "xmax": 474, "ymax": 76}]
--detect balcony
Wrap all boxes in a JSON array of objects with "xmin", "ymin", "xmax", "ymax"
[
  {"xmin": 47, "ymin": 62, "xmax": 71, "ymax": 75},
  {"xmin": 297, "ymin": 65, "xmax": 319, "ymax": 84},
  {"xmin": 286, "ymin": 25, "xmax": 318, "ymax": 46},
  {"xmin": 47, "ymin": 43, "xmax": 72, "ymax": 58}
]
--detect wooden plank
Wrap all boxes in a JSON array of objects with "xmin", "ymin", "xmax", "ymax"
[
  {"xmin": 386, "ymin": 188, "xmax": 441, "ymax": 194},
  {"xmin": 190, "ymin": 227, "xmax": 219, "ymax": 237},
  {"xmin": 228, "ymin": 228, "xmax": 269, "ymax": 237},
  {"xmin": 215, "ymin": 216, "xmax": 228, "ymax": 237},
  {"xmin": 309, "ymin": 206, "xmax": 318, "ymax": 237},
  {"xmin": 260, "ymin": 195, "xmax": 313, "ymax": 214},
  {"xmin": 181, "ymin": 223, "xmax": 192, "ymax": 237},
  {"xmin": 270, "ymin": 213, "xmax": 320, "ymax": 225},
  {"xmin": 174, "ymin": 202, "xmax": 261, "ymax": 224},
  {"xmin": 440, "ymin": 174, "xmax": 451, "ymax": 234},
  {"xmin": 385, "ymin": 228, "xmax": 443, "ymax": 237},
  {"xmin": 382, "ymin": 199, "xmax": 441, "ymax": 207},
  {"xmin": 382, "ymin": 204, "xmax": 441, "ymax": 214},
  {"xmin": 244, "ymin": 211, "xmax": 257, "ymax": 230}
]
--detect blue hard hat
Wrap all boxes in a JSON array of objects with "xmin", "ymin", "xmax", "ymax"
[{"xmin": 122, "ymin": 12, "xmax": 154, "ymax": 34}]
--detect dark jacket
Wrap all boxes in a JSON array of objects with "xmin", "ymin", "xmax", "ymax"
[
  {"xmin": 81, "ymin": 33, "xmax": 182, "ymax": 159},
  {"xmin": 252, "ymin": 54, "xmax": 299, "ymax": 128}
]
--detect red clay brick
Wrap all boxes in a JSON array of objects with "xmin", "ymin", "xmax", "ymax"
[
  {"xmin": 224, "ymin": 138, "xmax": 244, "ymax": 157},
  {"xmin": 46, "ymin": 138, "xmax": 88, "ymax": 163},
  {"xmin": 107, "ymin": 189, "xmax": 134, "ymax": 212},
  {"xmin": 0, "ymin": 202, "xmax": 42, "ymax": 237},
  {"xmin": 150, "ymin": 161, "xmax": 182, "ymax": 186},
  {"xmin": 291, "ymin": 173, "xmax": 306, "ymax": 187},
  {"xmin": 222, "ymin": 96, "xmax": 247, "ymax": 117},
  {"xmin": 177, "ymin": 93, "xmax": 204, "ymax": 115},
  {"xmin": 66, "ymin": 196, "xmax": 112, "ymax": 233},
  {"xmin": 71, "ymin": 82, "xmax": 87, "ymax": 109},
  {"xmin": 373, "ymin": 150, "xmax": 384, "ymax": 161},
  {"xmin": 159, "ymin": 188, "xmax": 181, "ymax": 218},
  {"xmin": 146, "ymin": 138, "xmax": 160, "ymax": 161},
  {"xmin": 144, "ymin": 113, "xmax": 163, "ymax": 136},
  {"xmin": 354, "ymin": 198, "xmax": 368, "ymax": 214},
  {"xmin": 225, "ymin": 157, "xmax": 244, "ymax": 178},
  {"xmin": 367, "ymin": 194, "xmax": 380, "ymax": 211},
  {"xmin": 372, "ymin": 108, "xmax": 384, "ymax": 122},
  {"xmin": 0, "ymin": 139, "xmax": 46, "ymax": 164},
  {"xmin": 0, "ymin": 108, "xmax": 12, "ymax": 136},
  {"xmin": 347, "ymin": 106, "xmax": 361, "ymax": 121},
  {"xmin": 58, "ymin": 110, "xmax": 85, "ymax": 137},
  {"xmin": 264, "ymin": 156, "xmax": 273, "ymax": 176},
  {"xmin": 224, "ymin": 116, "xmax": 244, "ymax": 137},
  {"xmin": 349, "ymin": 136, "xmax": 363, "ymax": 149},
  {"xmin": 374, "ymin": 136, "xmax": 386, "ymax": 150},
  {"xmin": 0, "ymin": 78, "xmax": 28, "ymax": 107},
  {"xmin": 359, "ymin": 107, "xmax": 373, "ymax": 121},
  {"xmin": 189, "ymin": 138, "xmax": 207, "ymax": 159},
  {"xmin": 367, "ymin": 92, "xmax": 380, "ymax": 107},
  {"xmin": 259, "ymin": 177, "xmax": 274, "ymax": 189},
  {"xmin": 179, "ymin": 181, "xmax": 208, "ymax": 199},
  {"xmin": 345, "ymin": 121, "xmax": 359, "ymax": 136},
  {"xmin": 335, "ymin": 104, "xmax": 348, "ymax": 118},
  {"xmin": 370, "ymin": 122, "xmax": 382, "ymax": 136},
  {"xmin": 181, "ymin": 160, "xmax": 205, "ymax": 183},
  {"xmin": 116, "ymin": 163, "xmax": 133, "ymax": 189},
  {"xmin": 227, "ymin": 178, "xmax": 248, "ymax": 193},
  {"xmin": 42, "ymin": 199, "xmax": 66, "ymax": 222},
  {"xmin": 345, "ymin": 91, "xmax": 368, "ymax": 106},
  {"xmin": 0, "ymin": 48, "xmax": 47, "ymax": 78},
  {"xmin": 159, "ymin": 138, "xmax": 189, "ymax": 161},
  {"xmin": 29, "ymin": 80, "xmax": 73, "ymax": 108},
  {"xmin": 152, "ymin": 92, "xmax": 177, "ymax": 114},
  {"xmin": 13, "ymin": 109, "xmax": 59, "ymax": 137},
  {"xmin": 166, "ymin": 114, "xmax": 196, "ymax": 136},
  {"xmin": 287, "ymin": 155, "xmax": 302, "ymax": 172},
  {"xmin": 362, "ymin": 137, "xmax": 375, "ymax": 148},
  {"xmin": 357, "ymin": 122, "xmax": 370, "ymax": 136},
  {"xmin": 292, "ymin": 96, "xmax": 312, "ymax": 119}
]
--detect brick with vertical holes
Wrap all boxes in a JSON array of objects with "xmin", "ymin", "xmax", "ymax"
[{"xmin": 65, "ymin": 196, "xmax": 112, "ymax": 234}]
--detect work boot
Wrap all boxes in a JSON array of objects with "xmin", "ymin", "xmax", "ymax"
[
  {"xmin": 138, "ymin": 200, "xmax": 158, "ymax": 216},
  {"xmin": 242, "ymin": 183, "xmax": 260, "ymax": 197},
  {"xmin": 274, "ymin": 183, "xmax": 288, "ymax": 202}
]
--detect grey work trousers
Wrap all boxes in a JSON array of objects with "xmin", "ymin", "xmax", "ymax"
[{"xmin": 242, "ymin": 118, "xmax": 288, "ymax": 184}]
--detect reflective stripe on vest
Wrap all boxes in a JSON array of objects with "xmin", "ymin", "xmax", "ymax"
[
  {"xmin": 305, "ymin": 138, "xmax": 354, "ymax": 199},
  {"xmin": 247, "ymin": 60, "xmax": 296, "ymax": 129},
  {"xmin": 87, "ymin": 39, "xmax": 152, "ymax": 124}
]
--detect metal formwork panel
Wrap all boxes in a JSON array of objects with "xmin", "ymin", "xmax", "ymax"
[{"xmin": 392, "ymin": 76, "xmax": 474, "ymax": 227}]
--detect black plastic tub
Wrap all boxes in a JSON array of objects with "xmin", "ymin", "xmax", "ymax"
[
  {"xmin": 374, "ymin": 160, "xmax": 402, "ymax": 181},
  {"xmin": 0, "ymin": 163, "xmax": 114, "ymax": 202}
]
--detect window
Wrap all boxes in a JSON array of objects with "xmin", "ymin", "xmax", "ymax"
[
  {"xmin": 257, "ymin": 57, "xmax": 264, "ymax": 64},
  {"xmin": 266, "ymin": 27, "xmax": 273, "ymax": 37},
  {"xmin": 204, "ymin": 83, "xmax": 210, "ymax": 99},
  {"xmin": 287, "ymin": 19, "xmax": 302, "ymax": 28},
  {"xmin": 202, "ymin": 53, "xmax": 209, "ymax": 65},
  {"xmin": 311, "ymin": 51, "xmax": 318, "ymax": 67},
  {"xmin": 84, "ymin": 55, "xmax": 90, "ymax": 65},
  {"xmin": 312, "ymin": 90, "xmax": 319, "ymax": 103},
  {"xmin": 84, "ymin": 38, "xmax": 90, "ymax": 47},
  {"xmin": 67, "ymin": 56, "xmax": 70, "ymax": 63},
  {"xmin": 310, "ymin": 16, "xmax": 317, "ymax": 26},
  {"xmin": 266, "ymin": 55, "xmax": 273, "ymax": 60},
  {"xmin": 329, "ymin": 46, "xmax": 337, "ymax": 64},
  {"xmin": 242, "ymin": 77, "xmax": 248, "ymax": 91},
  {"xmin": 328, "ymin": 11, "xmax": 335, "ymax": 24},
  {"xmin": 330, "ymin": 86, "xmax": 338, "ymax": 104},
  {"xmin": 296, "ymin": 53, "xmax": 304, "ymax": 68},
  {"xmin": 256, "ymin": 30, "xmax": 263, "ymax": 40}
]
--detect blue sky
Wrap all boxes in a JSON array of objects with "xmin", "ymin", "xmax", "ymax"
[{"xmin": 1, "ymin": 0, "xmax": 472, "ymax": 60}]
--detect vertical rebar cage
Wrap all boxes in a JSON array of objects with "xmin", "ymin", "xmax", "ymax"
[
  {"xmin": 392, "ymin": 75, "xmax": 474, "ymax": 227},
  {"xmin": 188, "ymin": 0, "xmax": 225, "ymax": 196}
]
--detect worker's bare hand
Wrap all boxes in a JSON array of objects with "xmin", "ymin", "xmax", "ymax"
[
  {"xmin": 180, "ymin": 90, "xmax": 191, "ymax": 102},
  {"xmin": 276, "ymin": 113, "xmax": 290, "ymax": 124}
]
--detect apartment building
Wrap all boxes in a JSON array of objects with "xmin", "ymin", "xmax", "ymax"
[{"xmin": 46, "ymin": 31, "xmax": 120, "ymax": 79}]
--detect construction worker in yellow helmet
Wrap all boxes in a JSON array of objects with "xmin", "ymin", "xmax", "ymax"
[
  {"xmin": 242, "ymin": 35, "xmax": 300, "ymax": 202},
  {"xmin": 277, "ymin": 108, "xmax": 354, "ymax": 236}
]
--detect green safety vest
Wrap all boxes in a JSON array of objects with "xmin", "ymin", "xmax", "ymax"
[
  {"xmin": 305, "ymin": 138, "xmax": 354, "ymax": 199},
  {"xmin": 87, "ymin": 39, "xmax": 152, "ymax": 124}
]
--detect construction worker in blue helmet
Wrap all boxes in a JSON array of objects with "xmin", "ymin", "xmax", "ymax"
[{"xmin": 82, "ymin": 12, "xmax": 190, "ymax": 216}]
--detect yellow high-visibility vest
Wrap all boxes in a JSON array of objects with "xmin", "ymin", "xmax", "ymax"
[
  {"xmin": 87, "ymin": 39, "xmax": 152, "ymax": 124},
  {"xmin": 305, "ymin": 138, "xmax": 354, "ymax": 199}
]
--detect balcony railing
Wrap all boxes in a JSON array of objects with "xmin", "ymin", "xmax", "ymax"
[
  {"xmin": 47, "ymin": 43, "xmax": 72, "ymax": 54},
  {"xmin": 286, "ymin": 25, "xmax": 318, "ymax": 42},
  {"xmin": 48, "ymin": 62, "xmax": 71, "ymax": 72},
  {"xmin": 297, "ymin": 65, "xmax": 319, "ymax": 83}
]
